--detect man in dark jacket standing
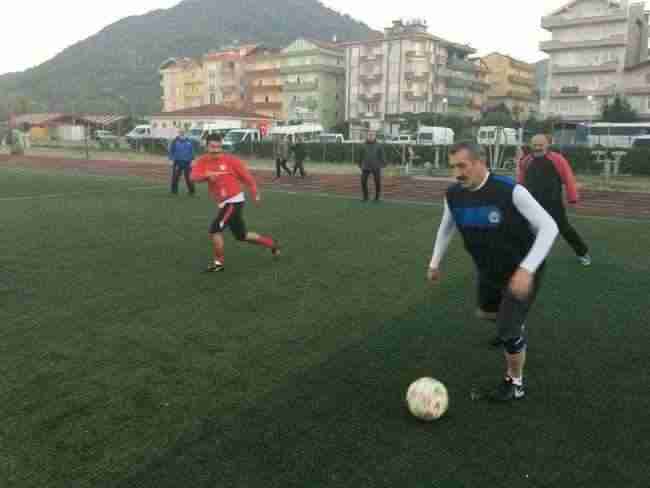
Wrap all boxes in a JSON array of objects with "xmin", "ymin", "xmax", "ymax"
[
  {"xmin": 169, "ymin": 129, "xmax": 196, "ymax": 195},
  {"xmin": 358, "ymin": 131, "xmax": 386, "ymax": 202},
  {"xmin": 291, "ymin": 135, "xmax": 307, "ymax": 178}
]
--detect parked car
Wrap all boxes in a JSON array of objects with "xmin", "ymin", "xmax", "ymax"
[{"xmin": 94, "ymin": 130, "xmax": 120, "ymax": 149}]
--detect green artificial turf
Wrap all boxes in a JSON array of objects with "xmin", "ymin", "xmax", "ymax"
[{"xmin": 1, "ymin": 166, "xmax": 648, "ymax": 488}]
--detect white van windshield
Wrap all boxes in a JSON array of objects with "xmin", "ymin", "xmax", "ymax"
[{"xmin": 225, "ymin": 131, "xmax": 246, "ymax": 143}]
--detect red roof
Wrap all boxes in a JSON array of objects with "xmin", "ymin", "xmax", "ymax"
[
  {"xmin": 153, "ymin": 104, "xmax": 274, "ymax": 120},
  {"xmin": 203, "ymin": 44, "xmax": 258, "ymax": 62}
]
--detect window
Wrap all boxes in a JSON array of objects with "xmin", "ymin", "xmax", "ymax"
[
  {"xmin": 265, "ymin": 96, "xmax": 269, "ymax": 103},
  {"xmin": 210, "ymin": 94, "xmax": 216, "ymax": 104},
  {"xmin": 647, "ymin": 96, "xmax": 650, "ymax": 110}
]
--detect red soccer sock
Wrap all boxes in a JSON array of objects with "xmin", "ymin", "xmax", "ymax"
[{"xmin": 249, "ymin": 235, "xmax": 275, "ymax": 249}]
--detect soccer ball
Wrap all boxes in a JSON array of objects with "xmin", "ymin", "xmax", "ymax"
[{"xmin": 406, "ymin": 377, "xmax": 449, "ymax": 421}]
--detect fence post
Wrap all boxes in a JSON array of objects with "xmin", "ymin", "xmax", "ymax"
[{"xmin": 85, "ymin": 124, "xmax": 90, "ymax": 161}]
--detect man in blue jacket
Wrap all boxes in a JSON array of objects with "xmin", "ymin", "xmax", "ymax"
[{"xmin": 169, "ymin": 129, "xmax": 196, "ymax": 195}]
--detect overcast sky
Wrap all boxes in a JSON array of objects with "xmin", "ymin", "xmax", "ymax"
[{"xmin": 0, "ymin": 0, "xmax": 632, "ymax": 75}]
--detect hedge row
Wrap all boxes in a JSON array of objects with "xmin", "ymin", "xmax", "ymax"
[{"xmin": 134, "ymin": 139, "xmax": 650, "ymax": 176}]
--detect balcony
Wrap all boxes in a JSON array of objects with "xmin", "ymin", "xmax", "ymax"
[
  {"xmin": 446, "ymin": 77, "xmax": 473, "ymax": 89},
  {"xmin": 253, "ymin": 101, "xmax": 283, "ymax": 110},
  {"xmin": 541, "ymin": 12, "xmax": 627, "ymax": 30},
  {"xmin": 360, "ymin": 53, "xmax": 384, "ymax": 63},
  {"xmin": 540, "ymin": 34, "xmax": 626, "ymax": 52},
  {"xmin": 405, "ymin": 71, "xmax": 429, "ymax": 82},
  {"xmin": 359, "ymin": 111, "xmax": 381, "ymax": 119},
  {"xmin": 221, "ymin": 85, "xmax": 236, "ymax": 94},
  {"xmin": 447, "ymin": 59, "xmax": 477, "ymax": 73},
  {"xmin": 251, "ymin": 82, "xmax": 283, "ymax": 92},
  {"xmin": 284, "ymin": 80, "xmax": 319, "ymax": 91},
  {"xmin": 509, "ymin": 60, "xmax": 534, "ymax": 73},
  {"xmin": 404, "ymin": 91, "xmax": 427, "ymax": 102},
  {"xmin": 552, "ymin": 61, "xmax": 619, "ymax": 74},
  {"xmin": 550, "ymin": 86, "xmax": 617, "ymax": 98},
  {"xmin": 359, "ymin": 73, "xmax": 384, "ymax": 84},
  {"xmin": 359, "ymin": 93, "xmax": 382, "ymax": 103},
  {"xmin": 471, "ymin": 80, "xmax": 490, "ymax": 92},
  {"xmin": 508, "ymin": 74, "xmax": 536, "ymax": 88},
  {"xmin": 246, "ymin": 67, "xmax": 281, "ymax": 76},
  {"xmin": 446, "ymin": 95, "xmax": 470, "ymax": 106},
  {"xmin": 507, "ymin": 90, "xmax": 537, "ymax": 102},
  {"xmin": 406, "ymin": 50, "xmax": 429, "ymax": 59}
]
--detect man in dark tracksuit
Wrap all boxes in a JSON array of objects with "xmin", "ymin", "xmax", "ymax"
[
  {"xmin": 518, "ymin": 134, "xmax": 591, "ymax": 266},
  {"xmin": 168, "ymin": 130, "xmax": 196, "ymax": 195},
  {"xmin": 357, "ymin": 131, "xmax": 386, "ymax": 202},
  {"xmin": 274, "ymin": 136, "xmax": 292, "ymax": 178},
  {"xmin": 291, "ymin": 136, "xmax": 307, "ymax": 178}
]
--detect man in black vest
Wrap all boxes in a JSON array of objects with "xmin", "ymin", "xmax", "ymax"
[{"xmin": 427, "ymin": 142, "xmax": 559, "ymax": 402}]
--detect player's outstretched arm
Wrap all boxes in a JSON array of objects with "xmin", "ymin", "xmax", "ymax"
[
  {"xmin": 428, "ymin": 199, "xmax": 456, "ymax": 283},
  {"xmin": 511, "ymin": 185, "xmax": 559, "ymax": 298}
]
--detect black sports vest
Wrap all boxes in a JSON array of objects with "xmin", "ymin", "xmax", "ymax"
[{"xmin": 446, "ymin": 174, "xmax": 535, "ymax": 286}]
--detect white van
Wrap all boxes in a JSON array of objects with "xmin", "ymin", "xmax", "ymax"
[
  {"xmin": 126, "ymin": 125, "xmax": 152, "ymax": 145},
  {"xmin": 319, "ymin": 133, "xmax": 344, "ymax": 144},
  {"xmin": 417, "ymin": 126, "xmax": 454, "ymax": 146},
  {"xmin": 222, "ymin": 129, "xmax": 262, "ymax": 151},
  {"xmin": 390, "ymin": 133, "xmax": 416, "ymax": 145},
  {"xmin": 477, "ymin": 126, "xmax": 521, "ymax": 146},
  {"xmin": 269, "ymin": 123, "xmax": 324, "ymax": 142}
]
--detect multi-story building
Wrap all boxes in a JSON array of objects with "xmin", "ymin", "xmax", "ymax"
[
  {"xmin": 160, "ymin": 58, "xmax": 198, "ymax": 113},
  {"xmin": 541, "ymin": 0, "xmax": 649, "ymax": 121},
  {"xmin": 481, "ymin": 53, "xmax": 539, "ymax": 121},
  {"xmin": 279, "ymin": 38, "xmax": 345, "ymax": 129},
  {"xmin": 203, "ymin": 45, "xmax": 257, "ymax": 109},
  {"xmin": 342, "ymin": 19, "xmax": 487, "ymax": 134},
  {"xmin": 244, "ymin": 47, "xmax": 285, "ymax": 120}
]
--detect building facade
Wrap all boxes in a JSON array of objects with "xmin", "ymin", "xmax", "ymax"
[
  {"xmin": 279, "ymin": 38, "xmax": 345, "ymax": 129},
  {"xmin": 541, "ymin": 0, "xmax": 649, "ymax": 121},
  {"xmin": 243, "ymin": 47, "xmax": 285, "ymax": 120},
  {"xmin": 342, "ymin": 19, "xmax": 487, "ymax": 134},
  {"xmin": 481, "ymin": 53, "xmax": 539, "ymax": 121},
  {"xmin": 203, "ymin": 45, "xmax": 257, "ymax": 109}
]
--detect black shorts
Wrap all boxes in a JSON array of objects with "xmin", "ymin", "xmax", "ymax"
[
  {"xmin": 209, "ymin": 202, "xmax": 247, "ymax": 240},
  {"xmin": 478, "ymin": 265, "xmax": 546, "ymax": 340}
]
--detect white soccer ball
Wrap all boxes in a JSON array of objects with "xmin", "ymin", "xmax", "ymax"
[{"xmin": 406, "ymin": 377, "xmax": 449, "ymax": 421}]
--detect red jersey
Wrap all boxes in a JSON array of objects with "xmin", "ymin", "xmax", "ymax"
[
  {"xmin": 517, "ymin": 151, "xmax": 579, "ymax": 204},
  {"xmin": 191, "ymin": 153, "xmax": 258, "ymax": 205}
]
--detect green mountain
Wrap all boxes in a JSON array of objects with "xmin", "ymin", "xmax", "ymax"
[{"xmin": 0, "ymin": 0, "xmax": 374, "ymax": 118}]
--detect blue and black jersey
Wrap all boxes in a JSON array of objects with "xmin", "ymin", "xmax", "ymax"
[{"xmin": 446, "ymin": 174, "xmax": 535, "ymax": 286}]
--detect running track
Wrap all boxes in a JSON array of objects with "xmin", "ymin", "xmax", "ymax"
[{"xmin": 2, "ymin": 154, "xmax": 650, "ymax": 220}]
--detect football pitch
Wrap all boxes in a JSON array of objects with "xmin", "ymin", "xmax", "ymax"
[{"xmin": 1, "ymin": 165, "xmax": 648, "ymax": 488}]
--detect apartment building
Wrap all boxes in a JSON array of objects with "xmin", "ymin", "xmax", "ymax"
[
  {"xmin": 481, "ymin": 53, "xmax": 539, "ymax": 120},
  {"xmin": 541, "ymin": 0, "xmax": 649, "ymax": 121},
  {"xmin": 279, "ymin": 38, "xmax": 345, "ymax": 129},
  {"xmin": 342, "ymin": 19, "xmax": 487, "ymax": 134}
]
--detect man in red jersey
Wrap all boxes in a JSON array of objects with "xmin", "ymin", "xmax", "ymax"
[{"xmin": 191, "ymin": 135, "xmax": 280, "ymax": 272}]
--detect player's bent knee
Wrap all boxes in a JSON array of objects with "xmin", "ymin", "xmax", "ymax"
[{"xmin": 503, "ymin": 336, "xmax": 527, "ymax": 354}]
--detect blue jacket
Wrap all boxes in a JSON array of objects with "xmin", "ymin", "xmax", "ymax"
[{"xmin": 169, "ymin": 137, "xmax": 195, "ymax": 163}]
